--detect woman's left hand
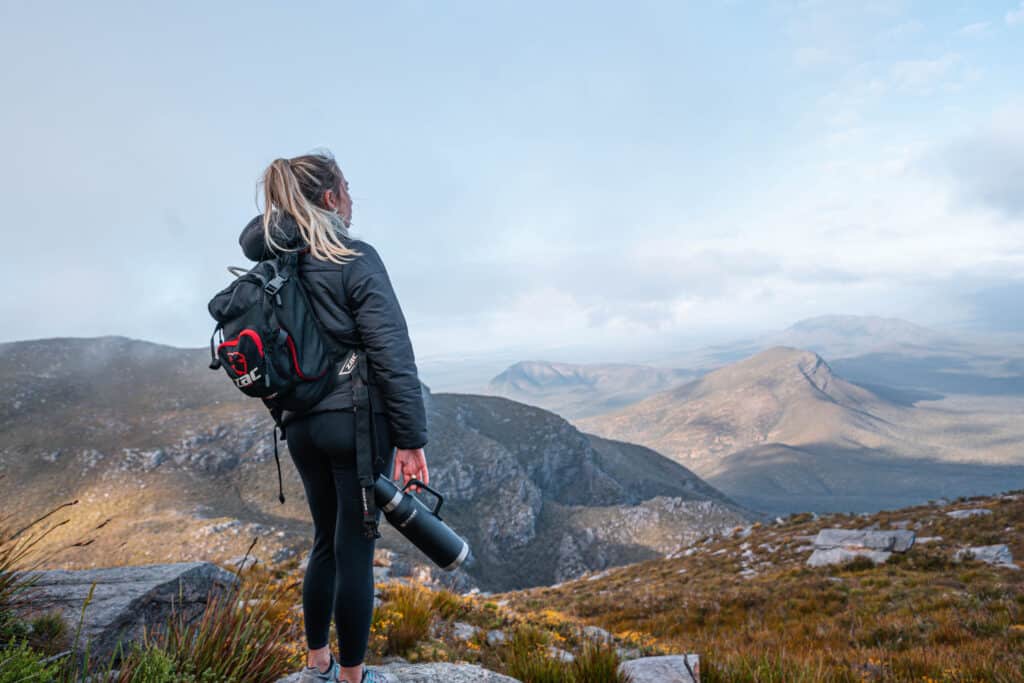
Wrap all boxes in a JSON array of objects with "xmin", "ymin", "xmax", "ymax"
[{"xmin": 393, "ymin": 448, "xmax": 428, "ymax": 492}]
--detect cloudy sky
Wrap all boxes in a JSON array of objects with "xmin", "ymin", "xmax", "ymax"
[{"xmin": 1, "ymin": 1, "xmax": 1022, "ymax": 371}]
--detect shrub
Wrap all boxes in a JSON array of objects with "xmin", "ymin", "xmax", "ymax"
[
  {"xmin": 502, "ymin": 623, "xmax": 570, "ymax": 683},
  {"xmin": 0, "ymin": 638, "xmax": 61, "ymax": 683},
  {"xmin": 114, "ymin": 576, "xmax": 293, "ymax": 683},
  {"xmin": 374, "ymin": 581, "xmax": 435, "ymax": 656},
  {"xmin": 27, "ymin": 611, "xmax": 68, "ymax": 655},
  {"xmin": 839, "ymin": 555, "xmax": 878, "ymax": 573},
  {"xmin": 431, "ymin": 588, "xmax": 467, "ymax": 620},
  {"xmin": 572, "ymin": 638, "xmax": 630, "ymax": 683},
  {"xmin": 115, "ymin": 645, "xmax": 177, "ymax": 682}
]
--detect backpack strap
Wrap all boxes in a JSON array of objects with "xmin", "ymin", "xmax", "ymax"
[
  {"xmin": 267, "ymin": 404, "xmax": 287, "ymax": 504},
  {"xmin": 349, "ymin": 349, "xmax": 382, "ymax": 539}
]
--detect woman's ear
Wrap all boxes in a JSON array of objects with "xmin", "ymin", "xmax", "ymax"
[{"xmin": 322, "ymin": 188, "xmax": 337, "ymax": 210}]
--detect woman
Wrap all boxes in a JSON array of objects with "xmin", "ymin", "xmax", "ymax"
[{"xmin": 239, "ymin": 151, "xmax": 429, "ymax": 683}]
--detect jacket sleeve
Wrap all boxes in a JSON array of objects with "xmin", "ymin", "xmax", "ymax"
[{"xmin": 347, "ymin": 244, "xmax": 428, "ymax": 450}]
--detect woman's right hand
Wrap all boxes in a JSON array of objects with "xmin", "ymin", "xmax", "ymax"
[{"xmin": 393, "ymin": 448, "xmax": 429, "ymax": 493}]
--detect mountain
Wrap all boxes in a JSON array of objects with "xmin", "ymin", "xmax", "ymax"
[
  {"xmin": 481, "ymin": 315, "xmax": 1021, "ymax": 421},
  {"xmin": 645, "ymin": 315, "xmax": 1024, "ymax": 400},
  {"xmin": 420, "ymin": 392, "xmax": 747, "ymax": 588},
  {"xmin": 576, "ymin": 347, "xmax": 1024, "ymax": 514},
  {"xmin": 485, "ymin": 360, "xmax": 696, "ymax": 419},
  {"xmin": 0, "ymin": 336, "xmax": 748, "ymax": 592},
  {"xmin": 766, "ymin": 315, "xmax": 957, "ymax": 358},
  {"xmin": 642, "ymin": 315, "xmax": 963, "ymax": 370}
]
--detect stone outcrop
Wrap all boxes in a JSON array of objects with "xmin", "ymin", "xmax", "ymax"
[
  {"xmin": 946, "ymin": 508, "xmax": 992, "ymax": 519},
  {"xmin": 806, "ymin": 528, "xmax": 916, "ymax": 566},
  {"xmin": 277, "ymin": 662, "xmax": 521, "ymax": 682},
  {"xmin": 13, "ymin": 562, "xmax": 237, "ymax": 663},
  {"xmin": 807, "ymin": 548, "xmax": 892, "ymax": 567},
  {"xmin": 619, "ymin": 654, "xmax": 701, "ymax": 682},
  {"xmin": 954, "ymin": 544, "xmax": 1018, "ymax": 569}
]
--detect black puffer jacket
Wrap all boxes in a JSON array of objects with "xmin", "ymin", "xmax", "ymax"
[{"xmin": 239, "ymin": 213, "xmax": 428, "ymax": 450}]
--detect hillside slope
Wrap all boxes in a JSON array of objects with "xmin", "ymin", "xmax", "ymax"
[
  {"xmin": 577, "ymin": 347, "xmax": 1024, "ymax": 513},
  {"xmin": 0, "ymin": 336, "xmax": 748, "ymax": 591},
  {"xmin": 485, "ymin": 360, "xmax": 695, "ymax": 419},
  {"xmin": 498, "ymin": 490, "xmax": 1024, "ymax": 681}
]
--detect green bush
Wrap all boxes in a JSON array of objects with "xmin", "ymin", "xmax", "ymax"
[
  {"xmin": 0, "ymin": 638, "xmax": 60, "ymax": 683},
  {"xmin": 114, "ymin": 579, "xmax": 293, "ymax": 683},
  {"xmin": 572, "ymin": 638, "xmax": 630, "ymax": 683},
  {"xmin": 27, "ymin": 611, "xmax": 68, "ymax": 655},
  {"xmin": 506, "ymin": 648, "xmax": 570, "ymax": 683},
  {"xmin": 117, "ymin": 646, "xmax": 177, "ymax": 682},
  {"xmin": 375, "ymin": 581, "xmax": 435, "ymax": 656}
]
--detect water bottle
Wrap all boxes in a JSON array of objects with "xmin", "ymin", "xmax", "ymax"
[{"xmin": 374, "ymin": 475, "xmax": 472, "ymax": 571}]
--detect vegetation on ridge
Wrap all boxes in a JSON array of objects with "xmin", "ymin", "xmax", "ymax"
[
  {"xmin": 501, "ymin": 490, "xmax": 1024, "ymax": 682},
  {"xmin": 3, "ymin": 490, "xmax": 1023, "ymax": 681}
]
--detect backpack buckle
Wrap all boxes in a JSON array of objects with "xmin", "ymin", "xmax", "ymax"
[{"xmin": 264, "ymin": 275, "xmax": 287, "ymax": 295}]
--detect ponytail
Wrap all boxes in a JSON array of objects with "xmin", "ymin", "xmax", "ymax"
[{"xmin": 260, "ymin": 151, "xmax": 361, "ymax": 264}]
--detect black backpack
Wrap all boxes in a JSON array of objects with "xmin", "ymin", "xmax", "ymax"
[{"xmin": 206, "ymin": 251, "xmax": 339, "ymax": 501}]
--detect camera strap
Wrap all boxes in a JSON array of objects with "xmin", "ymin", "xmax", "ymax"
[{"xmin": 348, "ymin": 349, "xmax": 382, "ymax": 540}]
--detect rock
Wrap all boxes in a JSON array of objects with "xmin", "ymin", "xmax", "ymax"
[
  {"xmin": 582, "ymin": 624, "xmax": 613, "ymax": 642},
  {"xmin": 807, "ymin": 548, "xmax": 891, "ymax": 567},
  {"xmin": 486, "ymin": 628, "xmax": 507, "ymax": 646},
  {"xmin": 228, "ymin": 555, "xmax": 260, "ymax": 570},
  {"xmin": 547, "ymin": 645, "xmax": 575, "ymax": 662},
  {"xmin": 14, "ymin": 562, "xmax": 237, "ymax": 664},
  {"xmin": 272, "ymin": 547, "xmax": 296, "ymax": 563},
  {"xmin": 616, "ymin": 646, "xmax": 642, "ymax": 660},
  {"xmin": 954, "ymin": 544, "xmax": 1019, "ymax": 569},
  {"xmin": 619, "ymin": 654, "xmax": 700, "ymax": 682},
  {"xmin": 452, "ymin": 621, "xmax": 481, "ymax": 641},
  {"xmin": 813, "ymin": 528, "xmax": 916, "ymax": 553},
  {"xmin": 805, "ymin": 527, "xmax": 915, "ymax": 566},
  {"xmin": 277, "ymin": 662, "xmax": 521, "ymax": 682},
  {"xmin": 946, "ymin": 508, "xmax": 992, "ymax": 519}
]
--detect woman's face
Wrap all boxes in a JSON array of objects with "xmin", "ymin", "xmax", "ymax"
[{"xmin": 324, "ymin": 173, "xmax": 353, "ymax": 227}]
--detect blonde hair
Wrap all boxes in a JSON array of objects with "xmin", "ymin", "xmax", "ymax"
[{"xmin": 260, "ymin": 151, "xmax": 362, "ymax": 264}]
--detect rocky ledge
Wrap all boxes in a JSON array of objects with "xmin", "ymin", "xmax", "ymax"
[
  {"xmin": 276, "ymin": 655, "xmax": 701, "ymax": 682},
  {"xmin": 277, "ymin": 662, "xmax": 520, "ymax": 682},
  {"xmin": 13, "ymin": 562, "xmax": 701, "ymax": 682},
  {"xmin": 13, "ymin": 562, "xmax": 237, "ymax": 664}
]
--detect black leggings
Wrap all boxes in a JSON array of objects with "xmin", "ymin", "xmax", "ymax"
[{"xmin": 285, "ymin": 409, "xmax": 394, "ymax": 667}]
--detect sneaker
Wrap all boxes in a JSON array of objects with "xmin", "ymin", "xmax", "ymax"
[
  {"xmin": 298, "ymin": 654, "xmax": 341, "ymax": 682},
  {"xmin": 360, "ymin": 668, "xmax": 382, "ymax": 682}
]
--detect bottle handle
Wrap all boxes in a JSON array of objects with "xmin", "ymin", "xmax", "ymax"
[{"xmin": 402, "ymin": 478, "xmax": 444, "ymax": 518}]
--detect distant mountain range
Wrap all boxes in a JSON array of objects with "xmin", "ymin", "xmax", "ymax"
[
  {"xmin": 576, "ymin": 347, "xmax": 1024, "ymax": 514},
  {"xmin": 487, "ymin": 360, "xmax": 696, "ymax": 419},
  {"xmin": 483, "ymin": 315, "xmax": 1024, "ymax": 419},
  {"xmin": 0, "ymin": 336, "xmax": 748, "ymax": 592}
]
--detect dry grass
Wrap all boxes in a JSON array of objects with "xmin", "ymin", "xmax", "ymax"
[
  {"xmin": 0, "ymin": 524, "xmax": 303, "ymax": 683},
  {"xmin": 5, "ymin": 488, "xmax": 1023, "ymax": 682},
  {"xmin": 500, "ymin": 491, "xmax": 1024, "ymax": 682}
]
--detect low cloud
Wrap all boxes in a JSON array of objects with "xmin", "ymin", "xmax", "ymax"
[
  {"xmin": 958, "ymin": 22, "xmax": 991, "ymax": 37},
  {"xmin": 888, "ymin": 54, "xmax": 960, "ymax": 94},
  {"xmin": 1007, "ymin": 2, "xmax": 1024, "ymax": 26},
  {"xmin": 930, "ymin": 106, "xmax": 1024, "ymax": 218}
]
